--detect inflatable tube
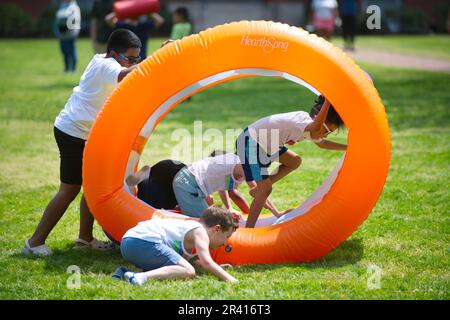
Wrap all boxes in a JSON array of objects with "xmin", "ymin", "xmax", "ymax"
[
  {"xmin": 83, "ymin": 21, "xmax": 390, "ymax": 265},
  {"xmin": 114, "ymin": 0, "xmax": 160, "ymax": 20}
]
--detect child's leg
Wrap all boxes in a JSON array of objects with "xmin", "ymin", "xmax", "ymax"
[
  {"xmin": 246, "ymin": 178, "xmax": 272, "ymax": 228},
  {"xmin": 172, "ymin": 168, "xmax": 208, "ymax": 217},
  {"xmin": 78, "ymin": 194, "xmax": 94, "ymax": 242},
  {"xmin": 125, "ymin": 165, "xmax": 150, "ymax": 187},
  {"xmin": 269, "ymin": 150, "xmax": 302, "ymax": 185},
  {"xmin": 126, "ymin": 257, "xmax": 195, "ymax": 285},
  {"xmin": 28, "ymin": 182, "xmax": 81, "ymax": 247},
  {"xmin": 120, "ymin": 238, "xmax": 195, "ymax": 285}
]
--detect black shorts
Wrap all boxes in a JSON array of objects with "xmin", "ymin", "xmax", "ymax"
[
  {"xmin": 137, "ymin": 160, "xmax": 186, "ymax": 209},
  {"xmin": 54, "ymin": 126, "xmax": 86, "ymax": 185}
]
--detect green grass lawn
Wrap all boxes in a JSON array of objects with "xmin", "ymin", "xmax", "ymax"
[
  {"xmin": 332, "ymin": 34, "xmax": 450, "ymax": 60},
  {"xmin": 0, "ymin": 38, "xmax": 449, "ymax": 300}
]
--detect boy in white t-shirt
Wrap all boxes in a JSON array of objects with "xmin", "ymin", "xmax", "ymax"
[
  {"xmin": 236, "ymin": 95, "xmax": 347, "ymax": 227},
  {"xmin": 22, "ymin": 29, "xmax": 143, "ymax": 256},
  {"xmin": 114, "ymin": 205, "xmax": 239, "ymax": 285}
]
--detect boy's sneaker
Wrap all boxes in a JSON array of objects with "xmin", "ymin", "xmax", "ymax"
[
  {"xmin": 124, "ymin": 271, "xmax": 143, "ymax": 286},
  {"xmin": 112, "ymin": 266, "xmax": 128, "ymax": 280},
  {"xmin": 21, "ymin": 239, "xmax": 52, "ymax": 256}
]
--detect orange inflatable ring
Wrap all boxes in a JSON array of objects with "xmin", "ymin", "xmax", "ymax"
[{"xmin": 83, "ymin": 21, "xmax": 390, "ymax": 265}]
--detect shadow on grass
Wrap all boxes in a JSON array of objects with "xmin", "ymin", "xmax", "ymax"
[
  {"xmin": 11, "ymin": 238, "xmax": 363, "ymax": 276},
  {"xmin": 235, "ymin": 238, "xmax": 364, "ymax": 273},
  {"xmin": 12, "ymin": 243, "xmax": 129, "ymax": 276}
]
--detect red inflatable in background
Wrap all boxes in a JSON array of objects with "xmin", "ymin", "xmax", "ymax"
[{"xmin": 114, "ymin": 0, "xmax": 160, "ymax": 20}]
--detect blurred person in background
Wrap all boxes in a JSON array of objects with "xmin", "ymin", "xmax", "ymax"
[
  {"xmin": 91, "ymin": 0, "xmax": 115, "ymax": 53},
  {"xmin": 310, "ymin": 0, "xmax": 339, "ymax": 41},
  {"xmin": 170, "ymin": 7, "xmax": 192, "ymax": 40},
  {"xmin": 105, "ymin": 11, "xmax": 164, "ymax": 59},
  {"xmin": 339, "ymin": 0, "xmax": 361, "ymax": 51},
  {"xmin": 54, "ymin": 0, "xmax": 81, "ymax": 73}
]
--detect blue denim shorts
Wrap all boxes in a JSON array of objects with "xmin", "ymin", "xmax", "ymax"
[
  {"xmin": 236, "ymin": 128, "xmax": 288, "ymax": 181},
  {"xmin": 120, "ymin": 237, "xmax": 182, "ymax": 271},
  {"xmin": 172, "ymin": 167, "xmax": 208, "ymax": 218}
]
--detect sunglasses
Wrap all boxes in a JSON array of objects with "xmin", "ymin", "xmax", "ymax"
[
  {"xmin": 323, "ymin": 123, "xmax": 333, "ymax": 136},
  {"xmin": 117, "ymin": 52, "xmax": 142, "ymax": 64}
]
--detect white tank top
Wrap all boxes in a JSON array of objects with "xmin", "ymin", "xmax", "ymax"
[{"xmin": 123, "ymin": 218, "xmax": 202, "ymax": 257}]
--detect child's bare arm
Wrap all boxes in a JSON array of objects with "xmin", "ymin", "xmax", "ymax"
[
  {"xmin": 314, "ymin": 139, "xmax": 347, "ymax": 151},
  {"xmin": 218, "ymin": 190, "xmax": 237, "ymax": 212},
  {"xmin": 118, "ymin": 64, "xmax": 139, "ymax": 82},
  {"xmin": 205, "ymin": 195, "xmax": 214, "ymax": 206},
  {"xmin": 193, "ymin": 229, "xmax": 238, "ymax": 283},
  {"xmin": 305, "ymin": 98, "xmax": 331, "ymax": 139}
]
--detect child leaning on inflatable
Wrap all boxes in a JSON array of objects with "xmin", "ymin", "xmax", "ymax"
[
  {"xmin": 22, "ymin": 29, "xmax": 143, "ymax": 256},
  {"xmin": 236, "ymin": 95, "xmax": 347, "ymax": 228},
  {"xmin": 113, "ymin": 205, "xmax": 240, "ymax": 285}
]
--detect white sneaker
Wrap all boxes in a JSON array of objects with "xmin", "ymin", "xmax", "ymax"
[{"xmin": 21, "ymin": 239, "xmax": 52, "ymax": 256}]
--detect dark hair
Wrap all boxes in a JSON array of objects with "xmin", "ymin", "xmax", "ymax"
[
  {"xmin": 106, "ymin": 29, "xmax": 142, "ymax": 54},
  {"xmin": 200, "ymin": 205, "xmax": 240, "ymax": 232},
  {"xmin": 210, "ymin": 150, "xmax": 226, "ymax": 157},
  {"xmin": 174, "ymin": 7, "xmax": 189, "ymax": 22},
  {"xmin": 309, "ymin": 95, "xmax": 344, "ymax": 128}
]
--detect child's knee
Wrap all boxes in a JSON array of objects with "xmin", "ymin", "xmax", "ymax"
[
  {"xmin": 292, "ymin": 155, "xmax": 302, "ymax": 169},
  {"xmin": 258, "ymin": 179, "xmax": 272, "ymax": 197},
  {"xmin": 57, "ymin": 185, "xmax": 81, "ymax": 201},
  {"xmin": 184, "ymin": 264, "xmax": 196, "ymax": 278}
]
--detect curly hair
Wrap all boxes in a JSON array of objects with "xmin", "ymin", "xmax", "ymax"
[{"xmin": 200, "ymin": 205, "xmax": 240, "ymax": 232}]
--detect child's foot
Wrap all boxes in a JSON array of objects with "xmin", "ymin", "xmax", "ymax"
[
  {"xmin": 112, "ymin": 266, "xmax": 128, "ymax": 280},
  {"xmin": 124, "ymin": 271, "xmax": 146, "ymax": 286},
  {"xmin": 125, "ymin": 166, "xmax": 150, "ymax": 186},
  {"xmin": 21, "ymin": 239, "xmax": 52, "ymax": 256},
  {"xmin": 74, "ymin": 238, "xmax": 115, "ymax": 251}
]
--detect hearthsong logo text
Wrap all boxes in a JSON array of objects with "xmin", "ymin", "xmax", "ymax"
[{"xmin": 240, "ymin": 35, "xmax": 289, "ymax": 53}]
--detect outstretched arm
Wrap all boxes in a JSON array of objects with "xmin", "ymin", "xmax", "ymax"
[
  {"xmin": 315, "ymin": 139, "xmax": 347, "ymax": 151},
  {"xmin": 194, "ymin": 229, "xmax": 238, "ymax": 282},
  {"xmin": 118, "ymin": 64, "xmax": 139, "ymax": 82},
  {"xmin": 218, "ymin": 190, "xmax": 236, "ymax": 212},
  {"xmin": 305, "ymin": 98, "xmax": 331, "ymax": 139}
]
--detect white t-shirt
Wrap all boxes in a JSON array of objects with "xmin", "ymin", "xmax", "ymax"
[
  {"xmin": 123, "ymin": 218, "xmax": 201, "ymax": 258},
  {"xmin": 248, "ymin": 111, "xmax": 317, "ymax": 155},
  {"xmin": 54, "ymin": 54, "xmax": 126, "ymax": 139},
  {"xmin": 312, "ymin": 0, "xmax": 338, "ymax": 19},
  {"xmin": 188, "ymin": 153, "xmax": 244, "ymax": 196}
]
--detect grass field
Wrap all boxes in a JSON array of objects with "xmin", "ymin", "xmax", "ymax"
[
  {"xmin": 0, "ymin": 37, "xmax": 449, "ymax": 300},
  {"xmin": 332, "ymin": 34, "xmax": 450, "ymax": 60}
]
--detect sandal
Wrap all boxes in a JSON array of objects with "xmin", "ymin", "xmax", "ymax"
[
  {"xmin": 74, "ymin": 238, "xmax": 115, "ymax": 251},
  {"xmin": 22, "ymin": 239, "xmax": 52, "ymax": 256}
]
